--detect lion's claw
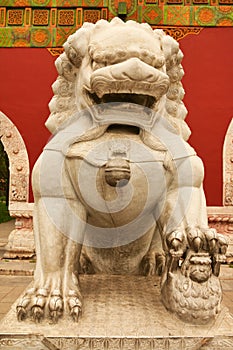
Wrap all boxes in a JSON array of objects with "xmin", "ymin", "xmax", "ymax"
[
  {"xmin": 49, "ymin": 292, "xmax": 63, "ymax": 323},
  {"xmin": 31, "ymin": 306, "xmax": 44, "ymax": 323},
  {"xmin": 50, "ymin": 310, "xmax": 61, "ymax": 323},
  {"xmin": 68, "ymin": 290, "xmax": 82, "ymax": 322},
  {"xmin": 16, "ymin": 306, "xmax": 27, "ymax": 321},
  {"xmin": 70, "ymin": 306, "xmax": 81, "ymax": 322},
  {"xmin": 141, "ymin": 252, "xmax": 165, "ymax": 276}
]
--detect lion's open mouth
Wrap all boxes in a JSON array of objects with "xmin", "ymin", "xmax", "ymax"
[
  {"xmin": 84, "ymin": 57, "xmax": 169, "ymax": 109},
  {"xmin": 87, "ymin": 92, "xmax": 156, "ymax": 108}
]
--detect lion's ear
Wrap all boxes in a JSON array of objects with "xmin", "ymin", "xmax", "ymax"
[
  {"xmin": 46, "ymin": 24, "xmax": 96, "ymax": 134},
  {"xmin": 63, "ymin": 45, "xmax": 82, "ymax": 68},
  {"xmin": 63, "ymin": 25, "xmax": 94, "ymax": 68},
  {"xmin": 45, "ymin": 52, "xmax": 77, "ymax": 134}
]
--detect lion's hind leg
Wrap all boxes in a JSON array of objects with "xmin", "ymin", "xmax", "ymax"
[{"xmin": 141, "ymin": 225, "xmax": 165, "ymax": 276}]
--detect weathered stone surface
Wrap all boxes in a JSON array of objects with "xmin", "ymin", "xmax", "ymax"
[
  {"xmin": 15, "ymin": 17, "xmax": 228, "ymax": 325},
  {"xmin": 1, "ymin": 275, "xmax": 233, "ymax": 349}
]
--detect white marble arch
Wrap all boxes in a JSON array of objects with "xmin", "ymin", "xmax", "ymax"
[
  {"xmin": 208, "ymin": 117, "xmax": 233, "ymax": 262},
  {"xmin": 223, "ymin": 118, "xmax": 233, "ymax": 207},
  {"xmin": 0, "ymin": 111, "xmax": 34, "ymax": 258},
  {"xmin": 0, "ymin": 111, "xmax": 29, "ymax": 206}
]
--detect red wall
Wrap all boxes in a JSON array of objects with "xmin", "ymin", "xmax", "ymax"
[
  {"xmin": 0, "ymin": 27, "xmax": 232, "ymax": 205},
  {"xmin": 180, "ymin": 28, "xmax": 233, "ymax": 206},
  {"xmin": 0, "ymin": 48, "xmax": 56, "ymax": 201},
  {"xmin": 0, "ymin": 48, "xmax": 55, "ymax": 164}
]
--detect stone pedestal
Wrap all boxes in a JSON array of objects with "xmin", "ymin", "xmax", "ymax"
[
  {"xmin": 0, "ymin": 275, "xmax": 233, "ymax": 349},
  {"xmin": 4, "ymin": 203, "xmax": 35, "ymax": 259},
  {"xmin": 208, "ymin": 206, "xmax": 233, "ymax": 264}
]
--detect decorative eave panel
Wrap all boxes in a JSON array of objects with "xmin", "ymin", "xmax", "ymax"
[{"xmin": 0, "ymin": 1, "xmax": 232, "ymax": 47}]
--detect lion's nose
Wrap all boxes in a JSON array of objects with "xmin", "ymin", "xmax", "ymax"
[
  {"xmin": 121, "ymin": 57, "xmax": 156, "ymax": 81},
  {"xmin": 105, "ymin": 158, "xmax": 131, "ymax": 187},
  {"xmin": 107, "ymin": 57, "xmax": 165, "ymax": 84}
]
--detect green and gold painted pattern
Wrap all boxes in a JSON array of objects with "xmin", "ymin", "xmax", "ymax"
[{"xmin": 0, "ymin": 1, "xmax": 232, "ymax": 47}]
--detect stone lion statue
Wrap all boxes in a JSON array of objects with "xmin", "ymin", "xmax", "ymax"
[{"xmin": 17, "ymin": 17, "xmax": 227, "ymax": 324}]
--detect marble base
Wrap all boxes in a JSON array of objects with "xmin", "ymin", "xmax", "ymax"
[{"xmin": 0, "ymin": 275, "xmax": 233, "ymax": 350}]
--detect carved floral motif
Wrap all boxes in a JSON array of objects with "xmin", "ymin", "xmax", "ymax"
[
  {"xmin": 0, "ymin": 112, "xmax": 30, "ymax": 206},
  {"xmin": 32, "ymin": 9, "xmax": 49, "ymax": 25},
  {"xmin": 0, "ymin": 112, "xmax": 34, "ymax": 258},
  {"xmin": 208, "ymin": 207, "xmax": 233, "ymax": 262},
  {"xmin": 7, "ymin": 9, "xmax": 23, "ymax": 25},
  {"xmin": 157, "ymin": 26, "xmax": 203, "ymax": 41}
]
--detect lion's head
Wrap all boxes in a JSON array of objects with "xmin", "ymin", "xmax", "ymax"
[{"xmin": 46, "ymin": 18, "xmax": 190, "ymax": 140}]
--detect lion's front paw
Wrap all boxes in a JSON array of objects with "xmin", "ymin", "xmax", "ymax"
[
  {"xmin": 166, "ymin": 227, "xmax": 228, "ymax": 268},
  {"xmin": 17, "ymin": 286, "xmax": 52, "ymax": 323},
  {"xmin": 161, "ymin": 226, "xmax": 228, "ymax": 324},
  {"xmin": 16, "ymin": 275, "xmax": 82, "ymax": 323}
]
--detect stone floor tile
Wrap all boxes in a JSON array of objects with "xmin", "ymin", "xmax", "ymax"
[
  {"xmin": 0, "ymin": 293, "xmax": 10, "ymax": 301},
  {"xmin": 0, "ymin": 302, "xmax": 13, "ymax": 313},
  {"xmin": 1, "ymin": 287, "xmax": 20, "ymax": 303},
  {"xmin": 221, "ymin": 279, "xmax": 233, "ymax": 291},
  {"xmin": 0, "ymin": 286, "xmax": 13, "ymax": 294}
]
